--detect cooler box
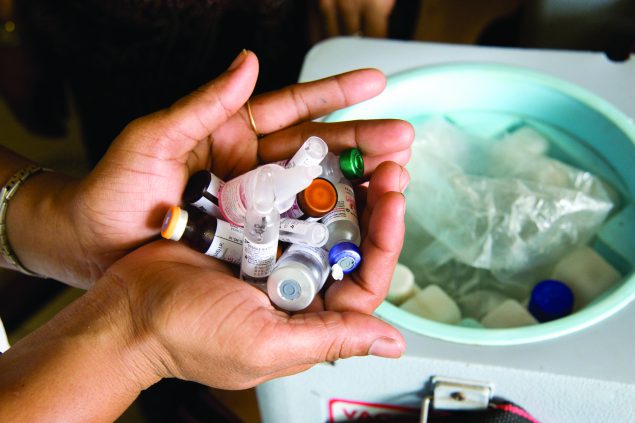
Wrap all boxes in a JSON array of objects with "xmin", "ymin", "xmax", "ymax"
[{"xmin": 257, "ymin": 38, "xmax": 635, "ymax": 422}]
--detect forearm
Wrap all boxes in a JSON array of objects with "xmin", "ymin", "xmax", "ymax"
[
  {"xmin": 0, "ymin": 275, "xmax": 161, "ymax": 422},
  {"xmin": 0, "ymin": 146, "xmax": 96, "ymax": 287}
]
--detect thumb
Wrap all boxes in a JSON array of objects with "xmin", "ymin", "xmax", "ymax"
[
  {"xmin": 272, "ymin": 311, "xmax": 405, "ymax": 367},
  {"xmin": 119, "ymin": 50, "xmax": 259, "ymax": 158}
]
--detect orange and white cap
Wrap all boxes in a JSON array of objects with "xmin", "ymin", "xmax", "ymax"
[{"xmin": 161, "ymin": 206, "xmax": 189, "ymax": 241}]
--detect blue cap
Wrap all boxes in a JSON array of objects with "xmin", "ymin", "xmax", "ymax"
[
  {"xmin": 328, "ymin": 242, "xmax": 362, "ymax": 275},
  {"xmin": 528, "ymin": 279, "xmax": 574, "ymax": 322}
]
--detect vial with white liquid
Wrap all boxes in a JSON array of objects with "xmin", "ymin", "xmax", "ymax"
[
  {"xmin": 240, "ymin": 168, "xmax": 280, "ymax": 287},
  {"xmin": 218, "ymin": 164, "xmax": 321, "ymax": 226},
  {"xmin": 161, "ymin": 206, "xmax": 243, "ymax": 264},
  {"xmin": 276, "ymin": 136, "xmax": 329, "ymax": 168},
  {"xmin": 267, "ymin": 244, "xmax": 330, "ymax": 311},
  {"xmin": 182, "ymin": 170, "xmax": 224, "ymax": 218},
  {"xmin": 284, "ymin": 177, "xmax": 338, "ymax": 221},
  {"xmin": 279, "ymin": 218, "xmax": 329, "ymax": 248}
]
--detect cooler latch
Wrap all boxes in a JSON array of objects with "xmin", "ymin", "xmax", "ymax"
[{"xmin": 420, "ymin": 376, "xmax": 494, "ymax": 423}]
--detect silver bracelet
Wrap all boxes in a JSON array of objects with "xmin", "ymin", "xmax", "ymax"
[{"xmin": 0, "ymin": 164, "xmax": 51, "ymax": 278}]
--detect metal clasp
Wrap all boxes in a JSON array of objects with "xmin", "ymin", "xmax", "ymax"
[{"xmin": 420, "ymin": 376, "xmax": 494, "ymax": 423}]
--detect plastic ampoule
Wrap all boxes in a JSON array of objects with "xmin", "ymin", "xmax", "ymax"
[
  {"xmin": 182, "ymin": 170, "xmax": 224, "ymax": 218},
  {"xmin": 283, "ymin": 177, "xmax": 338, "ymax": 221},
  {"xmin": 161, "ymin": 206, "xmax": 243, "ymax": 264},
  {"xmin": 319, "ymin": 149, "xmax": 365, "ymax": 280},
  {"xmin": 240, "ymin": 168, "xmax": 280, "ymax": 288},
  {"xmin": 276, "ymin": 136, "xmax": 329, "ymax": 168},
  {"xmin": 218, "ymin": 164, "xmax": 321, "ymax": 226},
  {"xmin": 267, "ymin": 244, "xmax": 330, "ymax": 311},
  {"xmin": 279, "ymin": 218, "xmax": 329, "ymax": 248}
]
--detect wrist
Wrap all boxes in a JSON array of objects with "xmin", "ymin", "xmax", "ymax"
[
  {"xmin": 0, "ymin": 271, "xmax": 162, "ymax": 421},
  {"xmin": 4, "ymin": 170, "xmax": 101, "ymax": 287}
]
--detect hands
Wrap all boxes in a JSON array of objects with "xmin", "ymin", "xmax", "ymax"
[
  {"xmin": 97, "ymin": 162, "xmax": 407, "ymax": 391},
  {"xmin": 309, "ymin": 0, "xmax": 396, "ymax": 41},
  {"xmin": 0, "ymin": 50, "xmax": 413, "ymax": 421},
  {"xmin": 52, "ymin": 49, "xmax": 411, "ymax": 288}
]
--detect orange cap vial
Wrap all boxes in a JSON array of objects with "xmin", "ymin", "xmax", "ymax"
[{"xmin": 297, "ymin": 178, "xmax": 337, "ymax": 218}]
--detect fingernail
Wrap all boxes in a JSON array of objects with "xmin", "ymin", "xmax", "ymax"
[
  {"xmin": 368, "ymin": 337, "xmax": 404, "ymax": 358},
  {"xmin": 399, "ymin": 166, "xmax": 410, "ymax": 193},
  {"xmin": 228, "ymin": 49, "xmax": 249, "ymax": 71}
]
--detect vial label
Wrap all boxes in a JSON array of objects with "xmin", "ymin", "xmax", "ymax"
[
  {"xmin": 204, "ymin": 220, "xmax": 244, "ymax": 264},
  {"xmin": 287, "ymin": 243, "xmax": 329, "ymax": 265},
  {"xmin": 240, "ymin": 238, "xmax": 278, "ymax": 283},
  {"xmin": 190, "ymin": 173, "xmax": 224, "ymax": 217},
  {"xmin": 219, "ymin": 181, "xmax": 248, "ymax": 226},
  {"xmin": 321, "ymin": 183, "xmax": 358, "ymax": 226}
]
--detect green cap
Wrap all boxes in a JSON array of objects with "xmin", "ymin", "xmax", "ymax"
[{"xmin": 339, "ymin": 148, "xmax": 364, "ymax": 180}]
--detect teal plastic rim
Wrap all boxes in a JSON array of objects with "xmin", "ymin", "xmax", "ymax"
[{"xmin": 325, "ymin": 63, "xmax": 635, "ymax": 345}]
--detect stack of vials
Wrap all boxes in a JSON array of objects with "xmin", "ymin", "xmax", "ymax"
[{"xmin": 160, "ymin": 136, "xmax": 364, "ymax": 311}]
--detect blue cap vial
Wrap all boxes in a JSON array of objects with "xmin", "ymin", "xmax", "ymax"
[
  {"xmin": 328, "ymin": 242, "xmax": 362, "ymax": 277},
  {"xmin": 528, "ymin": 279, "xmax": 574, "ymax": 322}
]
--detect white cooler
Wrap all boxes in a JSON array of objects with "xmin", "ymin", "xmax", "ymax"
[{"xmin": 257, "ymin": 38, "xmax": 635, "ymax": 423}]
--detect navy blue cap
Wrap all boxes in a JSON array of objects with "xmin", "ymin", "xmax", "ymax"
[
  {"xmin": 528, "ymin": 279, "xmax": 574, "ymax": 322},
  {"xmin": 328, "ymin": 242, "xmax": 362, "ymax": 274}
]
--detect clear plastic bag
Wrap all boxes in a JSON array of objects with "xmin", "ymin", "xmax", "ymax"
[{"xmin": 404, "ymin": 117, "xmax": 614, "ymax": 282}]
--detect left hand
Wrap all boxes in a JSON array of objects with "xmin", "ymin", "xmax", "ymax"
[
  {"xmin": 62, "ymin": 50, "xmax": 412, "ymax": 287},
  {"xmin": 98, "ymin": 163, "xmax": 407, "ymax": 390}
]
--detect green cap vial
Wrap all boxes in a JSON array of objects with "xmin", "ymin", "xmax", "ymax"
[{"xmin": 338, "ymin": 148, "xmax": 364, "ymax": 180}]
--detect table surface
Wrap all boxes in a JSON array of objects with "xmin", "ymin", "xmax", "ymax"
[{"xmin": 298, "ymin": 37, "xmax": 635, "ymax": 384}]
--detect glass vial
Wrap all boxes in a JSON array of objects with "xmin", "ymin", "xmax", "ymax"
[
  {"xmin": 182, "ymin": 170, "xmax": 224, "ymax": 218},
  {"xmin": 284, "ymin": 177, "xmax": 338, "ymax": 220},
  {"xmin": 267, "ymin": 244, "xmax": 330, "ymax": 311},
  {"xmin": 161, "ymin": 206, "xmax": 243, "ymax": 264}
]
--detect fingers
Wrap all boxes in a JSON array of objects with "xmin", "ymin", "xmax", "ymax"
[
  {"xmin": 325, "ymin": 191, "xmax": 406, "ymax": 313},
  {"xmin": 248, "ymin": 68, "xmax": 386, "ymax": 137},
  {"xmin": 257, "ymin": 119, "xmax": 414, "ymax": 175},
  {"xmin": 266, "ymin": 311, "xmax": 404, "ymax": 372},
  {"xmin": 119, "ymin": 50, "xmax": 259, "ymax": 159}
]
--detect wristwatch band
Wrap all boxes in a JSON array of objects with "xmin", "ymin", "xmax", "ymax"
[{"xmin": 0, "ymin": 164, "xmax": 51, "ymax": 278}]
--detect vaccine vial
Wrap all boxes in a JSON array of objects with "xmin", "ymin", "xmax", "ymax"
[
  {"xmin": 284, "ymin": 177, "xmax": 338, "ymax": 221},
  {"xmin": 182, "ymin": 170, "xmax": 224, "ymax": 218},
  {"xmin": 240, "ymin": 168, "xmax": 280, "ymax": 287},
  {"xmin": 219, "ymin": 164, "xmax": 322, "ymax": 226},
  {"xmin": 161, "ymin": 206, "xmax": 243, "ymax": 264},
  {"xmin": 267, "ymin": 244, "xmax": 330, "ymax": 311},
  {"xmin": 320, "ymin": 148, "xmax": 364, "ymax": 184},
  {"xmin": 319, "ymin": 148, "xmax": 364, "ymax": 279},
  {"xmin": 279, "ymin": 218, "xmax": 329, "ymax": 248},
  {"xmin": 276, "ymin": 136, "xmax": 329, "ymax": 168},
  {"xmin": 321, "ymin": 182, "xmax": 362, "ymax": 279}
]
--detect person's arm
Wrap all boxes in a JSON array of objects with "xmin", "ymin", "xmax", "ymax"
[
  {"xmin": 0, "ymin": 161, "xmax": 406, "ymax": 421},
  {"xmin": 1, "ymin": 50, "xmax": 413, "ymax": 290},
  {"xmin": 0, "ymin": 147, "xmax": 91, "ymax": 285},
  {"xmin": 0, "ymin": 277, "xmax": 159, "ymax": 422}
]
